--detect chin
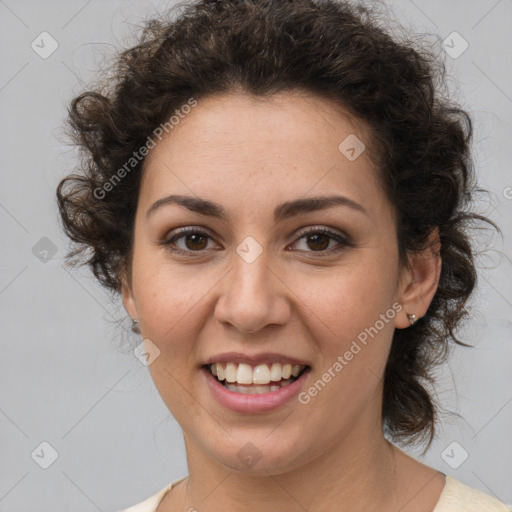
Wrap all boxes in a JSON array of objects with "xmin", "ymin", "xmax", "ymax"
[{"xmin": 205, "ymin": 434, "xmax": 310, "ymax": 476}]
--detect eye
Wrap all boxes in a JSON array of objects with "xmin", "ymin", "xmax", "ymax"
[
  {"xmin": 160, "ymin": 227, "xmax": 218, "ymax": 255},
  {"xmin": 289, "ymin": 227, "xmax": 350, "ymax": 254},
  {"xmin": 160, "ymin": 226, "xmax": 351, "ymax": 257}
]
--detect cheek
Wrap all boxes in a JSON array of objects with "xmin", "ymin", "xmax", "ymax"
[
  {"xmin": 133, "ymin": 245, "xmax": 210, "ymax": 317},
  {"xmin": 288, "ymin": 262, "xmax": 395, "ymax": 344},
  {"xmin": 295, "ymin": 267, "xmax": 396, "ymax": 424},
  {"xmin": 136, "ymin": 268, "xmax": 210, "ymax": 416}
]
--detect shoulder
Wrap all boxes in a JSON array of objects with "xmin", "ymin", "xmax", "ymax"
[
  {"xmin": 433, "ymin": 475, "xmax": 510, "ymax": 512},
  {"xmin": 116, "ymin": 477, "xmax": 186, "ymax": 512}
]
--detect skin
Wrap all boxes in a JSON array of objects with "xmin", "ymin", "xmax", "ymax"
[{"xmin": 122, "ymin": 90, "xmax": 445, "ymax": 512}]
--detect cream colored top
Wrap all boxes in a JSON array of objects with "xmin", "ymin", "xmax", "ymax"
[{"xmin": 118, "ymin": 475, "xmax": 510, "ymax": 512}]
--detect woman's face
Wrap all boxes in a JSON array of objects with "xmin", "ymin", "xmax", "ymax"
[{"xmin": 122, "ymin": 90, "xmax": 428, "ymax": 474}]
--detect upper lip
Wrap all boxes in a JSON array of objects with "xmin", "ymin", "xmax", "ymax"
[{"xmin": 202, "ymin": 352, "xmax": 311, "ymax": 367}]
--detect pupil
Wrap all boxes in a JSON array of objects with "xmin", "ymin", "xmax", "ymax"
[
  {"xmin": 308, "ymin": 234, "xmax": 328, "ymax": 250},
  {"xmin": 186, "ymin": 233, "xmax": 206, "ymax": 250}
]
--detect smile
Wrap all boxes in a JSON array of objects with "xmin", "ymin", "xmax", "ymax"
[{"xmin": 206, "ymin": 362, "xmax": 309, "ymax": 394}]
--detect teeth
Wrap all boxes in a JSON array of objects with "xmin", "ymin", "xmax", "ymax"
[
  {"xmin": 269, "ymin": 363, "xmax": 282, "ymax": 381},
  {"xmin": 225, "ymin": 362, "xmax": 237, "ymax": 383},
  {"xmin": 211, "ymin": 362, "xmax": 306, "ymax": 385},
  {"xmin": 236, "ymin": 363, "xmax": 253, "ymax": 384},
  {"xmin": 253, "ymin": 364, "xmax": 270, "ymax": 384},
  {"xmin": 224, "ymin": 380, "xmax": 294, "ymax": 394}
]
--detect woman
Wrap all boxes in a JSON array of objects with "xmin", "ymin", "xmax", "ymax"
[{"xmin": 56, "ymin": 0, "xmax": 509, "ymax": 510}]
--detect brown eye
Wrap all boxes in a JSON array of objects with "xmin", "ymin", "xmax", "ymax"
[
  {"xmin": 290, "ymin": 227, "xmax": 350, "ymax": 254},
  {"xmin": 305, "ymin": 233, "xmax": 330, "ymax": 251},
  {"xmin": 161, "ymin": 228, "xmax": 216, "ymax": 255},
  {"xmin": 160, "ymin": 226, "xmax": 350, "ymax": 257},
  {"xmin": 183, "ymin": 232, "xmax": 208, "ymax": 250}
]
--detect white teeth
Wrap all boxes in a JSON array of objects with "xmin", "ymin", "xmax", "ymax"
[
  {"xmin": 209, "ymin": 362, "xmax": 306, "ymax": 386},
  {"xmin": 269, "ymin": 363, "xmax": 282, "ymax": 381},
  {"xmin": 225, "ymin": 383, "xmax": 273, "ymax": 394},
  {"xmin": 236, "ymin": 363, "xmax": 253, "ymax": 384},
  {"xmin": 253, "ymin": 364, "xmax": 271, "ymax": 384},
  {"xmin": 225, "ymin": 362, "xmax": 237, "ymax": 383},
  {"xmin": 224, "ymin": 379, "xmax": 294, "ymax": 394}
]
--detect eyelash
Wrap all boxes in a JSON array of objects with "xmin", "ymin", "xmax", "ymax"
[{"xmin": 159, "ymin": 226, "xmax": 351, "ymax": 257}]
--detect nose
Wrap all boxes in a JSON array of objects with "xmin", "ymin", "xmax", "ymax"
[{"xmin": 213, "ymin": 246, "xmax": 291, "ymax": 334}]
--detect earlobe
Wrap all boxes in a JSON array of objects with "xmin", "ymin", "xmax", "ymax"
[{"xmin": 395, "ymin": 227, "xmax": 442, "ymax": 329}]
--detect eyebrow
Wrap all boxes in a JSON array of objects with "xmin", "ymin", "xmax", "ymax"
[{"xmin": 146, "ymin": 193, "xmax": 369, "ymax": 223}]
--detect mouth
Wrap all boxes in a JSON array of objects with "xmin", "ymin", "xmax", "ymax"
[{"xmin": 203, "ymin": 362, "xmax": 310, "ymax": 394}]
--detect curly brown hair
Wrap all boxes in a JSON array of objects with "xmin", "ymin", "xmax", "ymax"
[{"xmin": 56, "ymin": 0, "xmax": 500, "ymax": 448}]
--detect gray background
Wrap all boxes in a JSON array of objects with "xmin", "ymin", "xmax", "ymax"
[{"xmin": 0, "ymin": 0, "xmax": 510, "ymax": 510}]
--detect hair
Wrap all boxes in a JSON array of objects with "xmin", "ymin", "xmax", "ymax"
[{"xmin": 56, "ymin": 0, "xmax": 501, "ymax": 448}]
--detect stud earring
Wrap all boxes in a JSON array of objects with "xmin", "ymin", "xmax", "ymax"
[
  {"xmin": 407, "ymin": 313, "xmax": 417, "ymax": 325},
  {"xmin": 131, "ymin": 318, "xmax": 140, "ymax": 334}
]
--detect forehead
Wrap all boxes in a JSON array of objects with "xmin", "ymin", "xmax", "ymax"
[{"xmin": 139, "ymin": 90, "xmax": 386, "ymax": 219}]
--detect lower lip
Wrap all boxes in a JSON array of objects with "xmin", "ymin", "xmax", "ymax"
[{"xmin": 202, "ymin": 367, "xmax": 309, "ymax": 414}]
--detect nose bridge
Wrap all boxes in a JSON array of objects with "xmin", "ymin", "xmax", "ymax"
[{"xmin": 214, "ymin": 238, "xmax": 289, "ymax": 332}]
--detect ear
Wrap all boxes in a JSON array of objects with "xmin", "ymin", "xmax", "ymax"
[
  {"xmin": 395, "ymin": 227, "xmax": 442, "ymax": 329},
  {"xmin": 121, "ymin": 270, "xmax": 138, "ymax": 322}
]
